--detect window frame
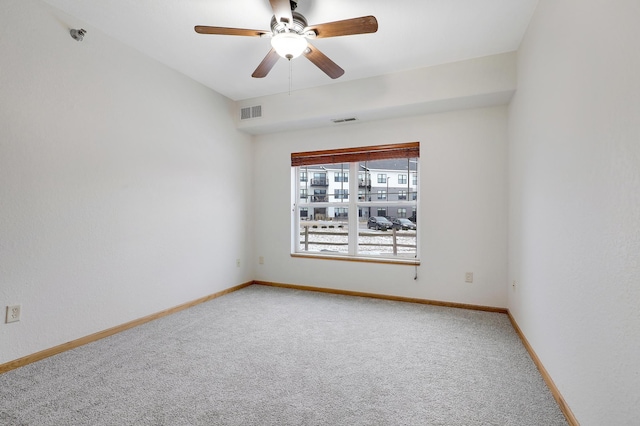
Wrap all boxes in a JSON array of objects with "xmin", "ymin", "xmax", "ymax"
[{"xmin": 292, "ymin": 142, "xmax": 420, "ymax": 265}]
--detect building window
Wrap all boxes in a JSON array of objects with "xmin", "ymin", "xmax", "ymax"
[
  {"xmin": 292, "ymin": 142, "xmax": 420, "ymax": 263},
  {"xmin": 335, "ymin": 189, "xmax": 349, "ymax": 200},
  {"xmin": 312, "ymin": 189, "xmax": 327, "ymax": 202},
  {"xmin": 312, "ymin": 173, "xmax": 327, "ymax": 186},
  {"xmin": 412, "ymin": 174, "xmax": 417, "ymax": 185},
  {"xmin": 335, "ymin": 208, "xmax": 348, "ymax": 218},
  {"xmin": 300, "ymin": 171, "xmax": 307, "ymax": 182},
  {"xmin": 358, "ymin": 173, "xmax": 370, "ymax": 187},
  {"xmin": 300, "ymin": 189, "xmax": 308, "ymax": 199},
  {"xmin": 335, "ymin": 172, "xmax": 348, "ymax": 183}
]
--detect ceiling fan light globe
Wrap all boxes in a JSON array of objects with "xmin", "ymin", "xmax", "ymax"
[{"xmin": 271, "ymin": 32, "xmax": 307, "ymax": 59}]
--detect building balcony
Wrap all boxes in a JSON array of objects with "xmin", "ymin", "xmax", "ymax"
[{"xmin": 310, "ymin": 179, "xmax": 328, "ymax": 186}]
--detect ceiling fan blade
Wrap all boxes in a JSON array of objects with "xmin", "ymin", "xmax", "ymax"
[
  {"xmin": 305, "ymin": 16, "xmax": 378, "ymax": 38},
  {"xmin": 252, "ymin": 48, "xmax": 280, "ymax": 78},
  {"xmin": 195, "ymin": 26, "xmax": 270, "ymax": 37},
  {"xmin": 270, "ymin": 0, "xmax": 294, "ymax": 27},
  {"xmin": 303, "ymin": 43, "xmax": 345, "ymax": 79}
]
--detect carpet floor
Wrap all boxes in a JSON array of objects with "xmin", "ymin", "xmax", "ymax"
[{"xmin": 0, "ymin": 284, "xmax": 567, "ymax": 425}]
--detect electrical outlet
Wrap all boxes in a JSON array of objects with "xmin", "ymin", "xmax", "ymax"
[
  {"xmin": 259, "ymin": 256, "xmax": 264, "ymax": 265},
  {"xmin": 236, "ymin": 259, "xmax": 241, "ymax": 267},
  {"xmin": 465, "ymin": 272, "xmax": 473, "ymax": 283},
  {"xmin": 6, "ymin": 305, "xmax": 21, "ymax": 323}
]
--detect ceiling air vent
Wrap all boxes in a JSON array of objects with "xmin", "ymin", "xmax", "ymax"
[
  {"xmin": 331, "ymin": 117, "xmax": 358, "ymax": 124},
  {"xmin": 240, "ymin": 105, "xmax": 262, "ymax": 120}
]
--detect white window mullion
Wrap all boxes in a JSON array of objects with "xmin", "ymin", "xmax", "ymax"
[
  {"xmin": 348, "ymin": 162, "xmax": 359, "ymax": 255},
  {"xmin": 293, "ymin": 167, "xmax": 300, "ymax": 252}
]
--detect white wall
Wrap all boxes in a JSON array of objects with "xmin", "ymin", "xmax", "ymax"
[
  {"xmin": 508, "ymin": 0, "xmax": 640, "ymax": 424},
  {"xmin": 253, "ymin": 106, "xmax": 508, "ymax": 308},
  {"xmin": 0, "ymin": 0, "xmax": 253, "ymax": 364},
  {"xmin": 237, "ymin": 52, "xmax": 517, "ymax": 134}
]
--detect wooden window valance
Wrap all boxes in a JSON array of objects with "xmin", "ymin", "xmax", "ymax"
[{"xmin": 291, "ymin": 142, "xmax": 420, "ymax": 167}]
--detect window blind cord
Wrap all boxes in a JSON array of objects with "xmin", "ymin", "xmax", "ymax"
[{"xmin": 414, "ymin": 256, "xmax": 418, "ymax": 280}]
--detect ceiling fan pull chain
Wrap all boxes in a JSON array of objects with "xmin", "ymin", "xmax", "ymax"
[{"xmin": 289, "ymin": 59, "xmax": 292, "ymax": 96}]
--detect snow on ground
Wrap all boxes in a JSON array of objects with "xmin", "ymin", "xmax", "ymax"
[{"xmin": 298, "ymin": 224, "xmax": 417, "ymax": 257}]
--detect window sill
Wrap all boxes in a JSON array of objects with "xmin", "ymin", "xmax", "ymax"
[{"xmin": 291, "ymin": 252, "xmax": 420, "ymax": 266}]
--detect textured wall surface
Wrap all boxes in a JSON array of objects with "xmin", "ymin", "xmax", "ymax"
[
  {"xmin": 508, "ymin": 0, "xmax": 640, "ymax": 424},
  {"xmin": 0, "ymin": 0, "xmax": 253, "ymax": 364},
  {"xmin": 253, "ymin": 106, "xmax": 509, "ymax": 309}
]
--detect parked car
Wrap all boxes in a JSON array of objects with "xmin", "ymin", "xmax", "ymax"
[
  {"xmin": 367, "ymin": 216, "xmax": 393, "ymax": 231},
  {"xmin": 392, "ymin": 218, "xmax": 417, "ymax": 230}
]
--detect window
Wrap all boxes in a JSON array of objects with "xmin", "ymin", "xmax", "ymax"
[
  {"xmin": 292, "ymin": 142, "xmax": 419, "ymax": 263},
  {"xmin": 300, "ymin": 171, "xmax": 307, "ymax": 182},
  {"xmin": 358, "ymin": 173, "xmax": 370, "ymax": 187},
  {"xmin": 312, "ymin": 189, "xmax": 327, "ymax": 202},
  {"xmin": 312, "ymin": 173, "xmax": 327, "ymax": 186},
  {"xmin": 335, "ymin": 172, "xmax": 348, "ymax": 183},
  {"xmin": 334, "ymin": 208, "xmax": 348, "ymax": 218},
  {"xmin": 335, "ymin": 189, "xmax": 349, "ymax": 200},
  {"xmin": 412, "ymin": 174, "xmax": 417, "ymax": 185},
  {"xmin": 300, "ymin": 189, "xmax": 308, "ymax": 200}
]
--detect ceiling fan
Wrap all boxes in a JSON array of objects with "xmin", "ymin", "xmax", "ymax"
[{"xmin": 195, "ymin": 0, "xmax": 378, "ymax": 79}]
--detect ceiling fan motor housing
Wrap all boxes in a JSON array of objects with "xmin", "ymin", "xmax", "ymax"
[{"xmin": 271, "ymin": 11, "xmax": 308, "ymax": 35}]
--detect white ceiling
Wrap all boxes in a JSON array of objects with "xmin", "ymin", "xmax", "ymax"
[{"xmin": 41, "ymin": 0, "xmax": 539, "ymax": 101}]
